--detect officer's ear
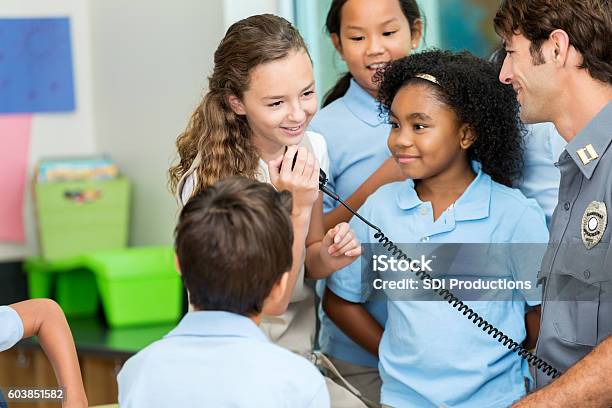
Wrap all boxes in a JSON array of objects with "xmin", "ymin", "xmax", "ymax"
[
  {"xmin": 459, "ymin": 124, "xmax": 476, "ymax": 150},
  {"xmin": 548, "ymin": 29, "xmax": 571, "ymax": 66}
]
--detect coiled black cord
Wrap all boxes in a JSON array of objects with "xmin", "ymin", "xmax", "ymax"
[{"xmin": 319, "ymin": 170, "xmax": 561, "ymax": 379}]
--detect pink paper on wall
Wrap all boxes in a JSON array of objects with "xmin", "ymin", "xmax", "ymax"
[{"xmin": 0, "ymin": 115, "xmax": 32, "ymax": 242}]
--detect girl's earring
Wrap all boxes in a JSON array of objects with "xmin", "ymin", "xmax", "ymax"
[{"xmin": 412, "ymin": 43, "xmax": 417, "ymax": 50}]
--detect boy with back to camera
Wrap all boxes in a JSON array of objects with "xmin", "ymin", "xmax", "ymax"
[{"xmin": 117, "ymin": 176, "xmax": 330, "ymax": 408}]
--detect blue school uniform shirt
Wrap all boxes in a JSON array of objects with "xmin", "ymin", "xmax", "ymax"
[
  {"xmin": 0, "ymin": 306, "xmax": 24, "ymax": 352},
  {"xmin": 309, "ymin": 79, "xmax": 390, "ymax": 368},
  {"xmin": 327, "ymin": 163, "xmax": 549, "ymax": 408},
  {"xmin": 519, "ymin": 122, "xmax": 566, "ymax": 226},
  {"xmin": 118, "ymin": 311, "xmax": 329, "ymax": 408},
  {"xmin": 0, "ymin": 305, "xmax": 23, "ymax": 408}
]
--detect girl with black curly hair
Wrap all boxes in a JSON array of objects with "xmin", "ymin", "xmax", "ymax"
[{"xmin": 324, "ymin": 50, "xmax": 550, "ymax": 407}]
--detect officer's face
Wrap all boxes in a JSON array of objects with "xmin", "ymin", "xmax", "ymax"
[
  {"xmin": 499, "ymin": 34, "xmax": 557, "ymax": 124},
  {"xmin": 387, "ymin": 84, "xmax": 474, "ymax": 181}
]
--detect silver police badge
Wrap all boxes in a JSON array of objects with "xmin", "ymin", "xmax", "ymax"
[{"xmin": 581, "ymin": 201, "xmax": 608, "ymax": 249}]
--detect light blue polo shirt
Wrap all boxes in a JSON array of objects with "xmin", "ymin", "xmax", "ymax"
[
  {"xmin": 0, "ymin": 305, "xmax": 24, "ymax": 352},
  {"xmin": 309, "ymin": 79, "xmax": 390, "ymax": 368},
  {"xmin": 118, "ymin": 311, "xmax": 330, "ymax": 408},
  {"xmin": 327, "ymin": 163, "xmax": 549, "ymax": 408},
  {"xmin": 519, "ymin": 122, "xmax": 566, "ymax": 226},
  {"xmin": 0, "ymin": 306, "xmax": 23, "ymax": 408}
]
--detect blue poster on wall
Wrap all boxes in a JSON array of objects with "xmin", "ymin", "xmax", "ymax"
[{"xmin": 0, "ymin": 17, "xmax": 75, "ymax": 113}]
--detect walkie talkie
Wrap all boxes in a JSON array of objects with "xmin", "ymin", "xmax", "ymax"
[{"xmin": 281, "ymin": 146, "xmax": 337, "ymax": 200}]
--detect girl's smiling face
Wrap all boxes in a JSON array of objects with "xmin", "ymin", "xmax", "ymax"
[
  {"xmin": 387, "ymin": 84, "xmax": 475, "ymax": 181},
  {"xmin": 332, "ymin": 0, "xmax": 422, "ymax": 97},
  {"xmin": 228, "ymin": 49, "xmax": 317, "ymax": 158}
]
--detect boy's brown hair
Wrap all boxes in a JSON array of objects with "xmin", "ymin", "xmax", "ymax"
[
  {"xmin": 494, "ymin": 0, "xmax": 612, "ymax": 84},
  {"xmin": 175, "ymin": 176, "xmax": 293, "ymax": 315}
]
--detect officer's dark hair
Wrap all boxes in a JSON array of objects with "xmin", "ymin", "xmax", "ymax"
[
  {"xmin": 322, "ymin": 0, "xmax": 422, "ymax": 107},
  {"xmin": 378, "ymin": 49, "xmax": 524, "ymax": 187},
  {"xmin": 175, "ymin": 176, "xmax": 293, "ymax": 316},
  {"xmin": 494, "ymin": 0, "xmax": 612, "ymax": 84}
]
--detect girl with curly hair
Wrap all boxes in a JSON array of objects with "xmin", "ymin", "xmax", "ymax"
[{"xmin": 324, "ymin": 50, "xmax": 549, "ymax": 407}]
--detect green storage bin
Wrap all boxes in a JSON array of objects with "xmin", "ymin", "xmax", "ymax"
[
  {"xmin": 24, "ymin": 247, "xmax": 182, "ymax": 326},
  {"xmin": 35, "ymin": 178, "xmax": 130, "ymax": 261},
  {"xmin": 24, "ymin": 257, "xmax": 99, "ymax": 318},
  {"xmin": 86, "ymin": 247, "xmax": 182, "ymax": 328}
]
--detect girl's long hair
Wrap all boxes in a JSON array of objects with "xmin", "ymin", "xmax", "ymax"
[{"xmin": 169, "ymin": 14, "xmax": 309, "ymax": 195}]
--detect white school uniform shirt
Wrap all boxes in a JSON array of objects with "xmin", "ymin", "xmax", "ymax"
[
  {"xmin": 118, "ymin": 311, "xmax": 330, "ymax": 408},
  {"xmin": 0, "ymin": 306, "xmax": 24, "ymax": 352},
  {"xmin": 176, "ymin": 131, "xmax": 330, "ymax": 357}
]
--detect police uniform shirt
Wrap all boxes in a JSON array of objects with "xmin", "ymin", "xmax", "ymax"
[{"xmin": 535, "ymin": 101, "xmax": 612, "ymax": 388}]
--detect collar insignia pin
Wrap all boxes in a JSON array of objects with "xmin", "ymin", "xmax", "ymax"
[{"xmin": 576, "ymin": 144, "xmax": 598, "ymax": 165}]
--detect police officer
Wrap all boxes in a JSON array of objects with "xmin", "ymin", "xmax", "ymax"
[{"xmin": 494, "ymin": 0, "xmax": 612, "ymax": 406}]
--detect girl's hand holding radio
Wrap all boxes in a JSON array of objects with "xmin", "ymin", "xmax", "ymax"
[{"xmin": 269, "ymin": 146, "xmax": 320, "ymax": 217}]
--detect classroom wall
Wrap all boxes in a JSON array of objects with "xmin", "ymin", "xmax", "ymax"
[
  {"xmin": 223, "ymin": 0, "xmax": 287, "ymax": 29},
  {"xmin": 88, "ymin": 0, "xmax": 224, "ymax": 247},
  {"xmin": 0, "ymin": 0, "xmax": 226, "ymax": 260},
  {"xmin": 0, "ymin": 0, "xmax": 97, "ymax": 261}
]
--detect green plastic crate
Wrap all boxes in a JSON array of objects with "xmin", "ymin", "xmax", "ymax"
[
  {"xmin": 34, "ymin": 178, "xmax": 130, "ymax": 261},
  {"xmin": 86, "ymin": 247, "xmax": 182, "ymax": 328},
  {"xmin": 25, "ymin": 257, "xmax": 99, "ymax": 318},
  {"xmin": 24, "ymin": 247, "xmax": 182, "ymax": 327}
]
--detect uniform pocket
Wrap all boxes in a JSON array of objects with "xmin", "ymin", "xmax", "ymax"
[
  {"xmin": 552, "ymin": 300, "xmax": 600, "ymax": 346},
  {"xmin": 549, "ymin": 237, "xmax": 609, "ymax": 346},
  {"xmin": 555, "ymin": 237, "xmax": 609, "ymax": 282}
]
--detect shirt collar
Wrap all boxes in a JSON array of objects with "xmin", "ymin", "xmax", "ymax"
[
  {"xmin": 565, "ymin": 101, "xmax": 612, "ymax": 179},
  {"xmin": 396, "ymin": 161, "xmax": 491, "ymax": 222},
  {"xmin": 343, "ymin": 79, "xmax": 385, "ymax": 127},
  {"xmin": 165, "ymin": 311, "xmax": 268, "ymax": 342}
]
